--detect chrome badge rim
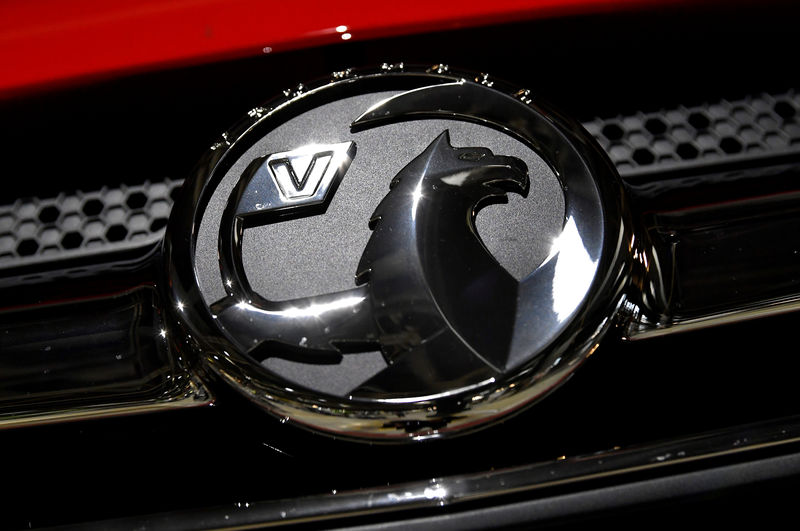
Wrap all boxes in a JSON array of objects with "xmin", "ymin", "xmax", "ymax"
[{"xmin": 163, "ymin": 65, "xmax": 633, "ymax": 441}]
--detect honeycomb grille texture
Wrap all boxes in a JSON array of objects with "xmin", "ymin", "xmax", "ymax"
[
  {"xmin": 585, "ymin": 89, "xmax": 800, "ymax": 175},
  {"xmin": 1, "ymin": 89, "xmax": 798, "ymax": 269},
  {"xmin": 0, "ymin": 179, "xmax": 182, "ymax": 268}
]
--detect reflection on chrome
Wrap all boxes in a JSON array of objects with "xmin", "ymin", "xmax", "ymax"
[
  {"xmin": 232, "ymin": 142, "xmax": 355, "ymax": 214},
  {"xmin": 548, "ymin": 216, "xmax": 598, "ymax": 322},
  {"xmin": 424, "ymin": 484, "xmax": 447, "ymax": 501},
  {"xmin": 411, "ymin": 179, "xmax": 424, "ymax": 221},
  {"xmin": 388, "ymin": 483, "xmax": 448, "ymax": 504},
  {"xmin": 234, "ymin": 295, "xmax": 366, "ymax": 319}
]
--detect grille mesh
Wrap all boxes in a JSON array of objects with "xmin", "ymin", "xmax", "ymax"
[
  {"xmin": 0, "ymin": 179, "xmax": 182, "ymax": 267},
  {"xmin": 584, "ymin": 89, "xmax": 800, "ymax": 175},
  {"xmin": 1, "ymin": 89, "xmax": 798, "ymax": 269}
]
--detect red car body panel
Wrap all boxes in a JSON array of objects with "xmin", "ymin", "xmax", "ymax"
[{"xmin": 0, "ymin": 0, "xmax": 688, "ymax": 99}]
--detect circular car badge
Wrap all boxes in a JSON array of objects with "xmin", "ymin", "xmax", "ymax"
[{"xmin": 165, "ymin": 65, "xmax": 633, "ymax": 441}]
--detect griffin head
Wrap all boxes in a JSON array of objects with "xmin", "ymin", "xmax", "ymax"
[
  {"xmin": 388, "ymin": 130, "xmax": 529, "ymax": 204},
  {"xmin": 355, "ymin": 130, "xmax": 530, "ymax": 378}
]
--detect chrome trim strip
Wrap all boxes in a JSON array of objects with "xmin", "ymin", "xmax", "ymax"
[
  {"xmin": 0, "ymin": 378, "xmax": 211, "ymax": 428},
  {"xmin": 627, "ymin": 293, "xmax": 800, "ymax": 340},
  {"xmin": 0, "ymin": 286, "xmax": 213, "ymax": 428},
  {"xmin": 69, "ymin": 414, "xmax": 800, "ymax": 529},
  {"xmin": 623, "ymin": 155, "xmax": 800, "ymax": 339},
  {"xmin": 334, "ymin": 453, "xmax": 800, "ymax": 531}
]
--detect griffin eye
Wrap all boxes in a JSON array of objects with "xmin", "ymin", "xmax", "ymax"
[{"xmin": 458, "ymin": 151, "xmax": 485, "ymax": 161}]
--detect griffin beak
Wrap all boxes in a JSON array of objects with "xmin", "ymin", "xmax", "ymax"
[{"xmin": 485, "ymin": 156, "xmax": 530, "ymax": 198}]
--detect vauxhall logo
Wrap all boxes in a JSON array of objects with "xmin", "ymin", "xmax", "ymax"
[
  {"xmin": 214, "ymin": 129, "xmax": 531, "ymax": 396},
  {"xmin": 173, "ymin": 68, "xmax": 614, "ymax": 439},
  {"xmin": 264, "ymin": 142, "xmax": 355, "ymax": 202}
]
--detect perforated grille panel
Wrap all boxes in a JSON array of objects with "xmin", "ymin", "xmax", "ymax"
[
  {"xmin": 584, "ymin": 89, "xmax": 800, "ymax": 176},
  {"xmin": 2, "ymin": 89, "xmax": 799, "ymax": 269},
  {"xmin": 0, "ymin": 179, "xmax": 182, "ymax": 268}
]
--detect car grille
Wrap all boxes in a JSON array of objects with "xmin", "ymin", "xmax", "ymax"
[
  {"xmin": 2, "ymin": 89, "xmax": 798, "ymax": 272},
  {"xmin": 2, "ymin": 5, "xmax": 800, "ymax": 528}
]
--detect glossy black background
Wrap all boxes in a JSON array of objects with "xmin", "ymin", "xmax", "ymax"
[
  {"xmin": 5, "ymin": 314, "xmax": 800, "ymax": 528},
  {"xmin": 2, "ymin": 3, "xmax": 800, "ymax": 528}
]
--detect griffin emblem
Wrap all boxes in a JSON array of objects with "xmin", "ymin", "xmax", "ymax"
[{"xmin": 213, "ymin": 130, "xmax": 529, "ymax": 395}]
